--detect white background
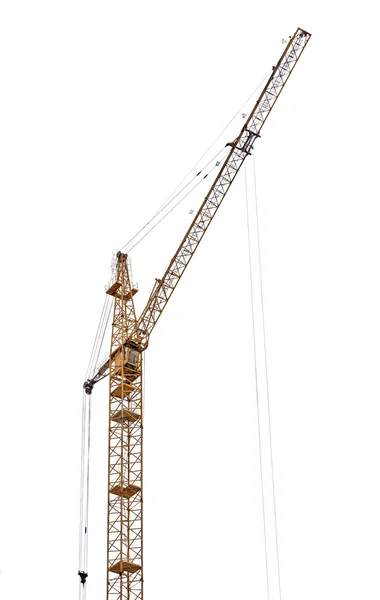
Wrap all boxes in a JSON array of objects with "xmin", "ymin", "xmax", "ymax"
[{"xmin": 1, "ymin": 2, "xmax": 380, "ymax": 600}]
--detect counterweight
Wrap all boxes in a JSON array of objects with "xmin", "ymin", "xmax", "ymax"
[{"xmin": 82, "ymin": 27, "xmax": 311, "ymax": 600}]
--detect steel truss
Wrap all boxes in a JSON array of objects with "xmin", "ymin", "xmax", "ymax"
[{"xmin": 134, "ymin": 28, "xmax": 311, "ymax": 347}]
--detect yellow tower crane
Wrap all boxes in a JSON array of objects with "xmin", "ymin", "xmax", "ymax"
[{"xmin": 81, "ymin": 27, "xmax": 311, "ymax": 600}]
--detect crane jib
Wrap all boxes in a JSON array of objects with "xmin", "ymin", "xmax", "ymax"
[
  {"xmin": 134, "ymin": 28, "xmax": 311, "ymax": 347},
  {"xmin": 84, "ymin": 27, "xmax": 311, "ymax": 391}
]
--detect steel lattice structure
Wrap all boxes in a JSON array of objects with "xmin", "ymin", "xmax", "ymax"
[
  {"xmin": 83, "ymin": 27, "xmax": 311, "ymax": 600},
  {"xmin": 107, "ymin": 254, "xmax": 143, "ymax": 600}
]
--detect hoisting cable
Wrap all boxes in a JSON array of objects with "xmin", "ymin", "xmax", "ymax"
[
  {"xmin": 245, "ymin": 152, "xmax": 283, "ymax": 600},
  {"xmin": 251, "ymin": 149, "xmax": 282, "ymax": 600},
  {"xmin": 83, "ymin": 393, "xmax": 92, "ymax": 588},
  {"xmin": 244, "ymin": 161, "xmax": 270, "ymax": 600},
  {"xmin": 80, "ymin": 295, "xmax": 111, "ymax": 596},
  {"xmin": 78, "ymin": 391, "xmax": 86, "ymax": 568},
  {"xmin": 78, "ymin": 390, "xmax": 92, "ymax": 599}
]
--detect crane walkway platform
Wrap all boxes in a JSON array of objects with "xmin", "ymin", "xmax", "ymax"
[
  {"xmin": 109, "ymin": 560, "xmax": 141, "ymax": 574},
  {"xmin": 106, "ymin": 281, "xmax": 138, "ymax": 301},
  {"xmin": 110, "ymin": 484, "xmax": 141, "ymax": 499},
  {"xmin": 111, "ymin": 409, "xmax": 140, "ymax": 424}
]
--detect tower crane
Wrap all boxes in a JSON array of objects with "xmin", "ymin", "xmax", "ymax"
[{"xmin": 81, "ymin": 27, "xmax": 311, "ymax": 600}]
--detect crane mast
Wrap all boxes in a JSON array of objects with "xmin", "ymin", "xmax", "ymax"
[
  {"xmin": 83, "ymin": 27, "xmax": 310, "ymax": 600},
  {"xmin": 106, "ymin": 254, "xmax": 143, "ymax": 600}
]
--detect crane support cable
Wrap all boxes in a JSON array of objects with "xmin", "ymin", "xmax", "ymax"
[
  {"xmin": 84, "ymin": 292, "xmax": 113, "ymax": 392},
  {"xmin": 85, "ymin": 294, "xmax": 112, "ymax": 380},
  {"xmin": 121, "ymin": 147, "xmax": 227, "ymax": 253},
  {"xmin": 166, "ymin": 69, "xmax": 271, "ymax": 202},
  {"xmin": 127, "ymin": 152, "xmax": 229, "ymax": 253},
  {"xmin": 85, "ymin": 297, "xmax": 107, "ymax": 378},
  {"xmin": 120, "ymin": 71, "xmax": 271, "ymax": 255}
]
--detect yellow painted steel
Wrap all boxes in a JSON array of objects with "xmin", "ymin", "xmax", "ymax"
[{"xmin": 84, "ymin": 27, "xmax": 311, "ymax": 600}]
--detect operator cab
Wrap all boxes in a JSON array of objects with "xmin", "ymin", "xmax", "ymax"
[{"xmin": 113, "ymin": 343, "xmax": 141, "ymax": 382}]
